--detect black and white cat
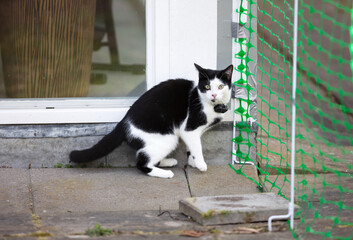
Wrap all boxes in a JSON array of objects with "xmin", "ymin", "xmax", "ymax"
[{"xmin": 70, "ymin": 64, "xmax": 233, "ymax": 178}]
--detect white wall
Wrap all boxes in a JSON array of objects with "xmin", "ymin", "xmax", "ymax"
[
  {"xmin": 148, "ymin": 0, "xmax": 218, "ymax": 85},
  {"xmin": 169, "ymin": 0, "xmax": 218, "ymax": 80}
]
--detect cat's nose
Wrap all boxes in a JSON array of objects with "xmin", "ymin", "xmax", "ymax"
[{"xmin": 212, "ymin": 94, "xmax": 217, "ymax": 99}]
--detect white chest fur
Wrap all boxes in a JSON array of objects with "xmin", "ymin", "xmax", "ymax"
[{"xmin": 203, "ymin": 103, "xmax": 224, "ymax": 122}]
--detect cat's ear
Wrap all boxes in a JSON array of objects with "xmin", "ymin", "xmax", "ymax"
[
  {"xmin": 194, "ymin": 63, "xmax": 204, "ymax": 72},
  {"xmin": 222, "ymin": 65, "xmax": 233, "ymax": 81},
  {"xmin": 194, "ymin": 63, "xmax": 209, "ymax": 81}
]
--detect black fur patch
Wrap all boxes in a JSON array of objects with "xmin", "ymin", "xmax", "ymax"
[
  {"xmin": 69, "ymin": 122, "xmax": 126, "ymax": 163},
  {"xmin": 186, "ymin": 88, "xmax": 207, "ymax": 131},
  {"xmin": 126, "ymin": 79, "xmax": 193, "ymax": 134},
  {"xmin": 127, "ymin": 136, "xmax": 145, "ymax": 150},
  {"xmin": 186, "ymin": 151, "xmax": 195, "ymax": 159},
  {"xmin": 136, "ymin": 151, "xmax": 151, "ymax": 173},
  {"xmin": 210, "ymin": 117, "xmax": 222, "ymax": 127}
]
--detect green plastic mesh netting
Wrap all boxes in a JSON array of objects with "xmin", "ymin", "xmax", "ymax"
[{"xmin": 231, "ymin": 0, "xmax": 353, "ymax": 239}]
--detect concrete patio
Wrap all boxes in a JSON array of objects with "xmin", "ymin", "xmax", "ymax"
[{"xmin": 0, "ymin": 165, "xmax": 295, "ymax": 239}]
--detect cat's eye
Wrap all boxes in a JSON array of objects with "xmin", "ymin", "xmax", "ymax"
[
  {"xmin": 205, "ymin": 85, "xmax": 210, "ymax": 90},
  {"xmin": 218, "ymin": 84, "xmax": 224, "ymax": 90}
]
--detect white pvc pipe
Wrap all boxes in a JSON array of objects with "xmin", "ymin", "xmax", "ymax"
[
  {"xmin": 232, "ymin": 0, "xmax": 241, "ymax": 165},
  {"xmin": 268, "ymin": 0, "xmax": 299, "ymax": 231},
  {"xmin": 231, "ymin": 0, "xmax": 254, "ymax": 166}
]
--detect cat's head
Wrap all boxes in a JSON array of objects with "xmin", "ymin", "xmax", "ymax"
[{"xmin": 195, "ymin": 63, "xmax": 233, "ymax": 105}]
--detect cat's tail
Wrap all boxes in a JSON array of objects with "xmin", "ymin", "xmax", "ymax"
[{"xmin": 69, "ymin": 121, "xmax": 126, "ymax": 163}]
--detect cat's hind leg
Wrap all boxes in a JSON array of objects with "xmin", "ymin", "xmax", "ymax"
[
  {"xmin": 136, "ymin": 151, "xmax": 174, "ymax": 178},
  {"xmin": 158, "ymin": 158, "xmax": 178, "ymax": 167},
  {"xmin": 135, "ymin": 134, "xmax": 179, "ymax": 178},
  {"xmin": 148, "ymin": 167, "xmax": 175, "ymax": 178}
]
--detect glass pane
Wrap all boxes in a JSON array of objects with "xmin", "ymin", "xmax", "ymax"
[{"xmin": 0, "ymin": 0, "xmax": 146, "ymax": 99}]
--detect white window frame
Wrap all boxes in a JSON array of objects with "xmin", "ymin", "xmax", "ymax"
[{"xmin": 0, "ymin": 98, "xmax": 134, "ymax": 124}]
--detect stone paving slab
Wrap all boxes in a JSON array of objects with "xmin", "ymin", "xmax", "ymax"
[
  {"xmin": 0, "ymin": 169, "xmax": 36, "ymax": 235},
  {"xmin": 0, "ymin": 169, "xmax": 31, "ymax": 214},
  {"xmin": 0, "ymin": 212, "xmax": 37, "ymax": 236},
  {"xmin": 36, "ymin": 210, "xmax": 293, "ymax": 240},
  {"xmin": 30, "ymin": 168, "xmax": 189, "ymax": 213},
  {"xmin": 179, "ymin": 193, "xmax": 299, "ymax": 225},
  {"xmin": 39, "ymin": 210, "xmax": 192, "ymax": 237},
  {"xmin": 187, "ymin": 165, "xmax": 260, "ymax": 197}
]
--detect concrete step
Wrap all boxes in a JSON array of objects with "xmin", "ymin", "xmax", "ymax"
[
  {"xmin": 0, "ymin": 122, "xmax": 257, "ymax": 168},
  {"xmin": 179, "ymin": 193, "xmax": 299, "ymax": 226}
]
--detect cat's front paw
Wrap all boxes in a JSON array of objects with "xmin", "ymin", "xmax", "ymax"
[
  {"xmin": 187, "ymin": 151, "xmax": 207, "ymax": 172},
  {"xmin": 214, "ymin": 104, "xmax": 228, "ymax": 113},
  {"xmin": 195, "ymin": 161, "xmax": 207, "ymax": 172}
]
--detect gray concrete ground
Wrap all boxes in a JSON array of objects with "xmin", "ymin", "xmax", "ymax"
[{"xmin": 0, "ymin": 165, "xmax": 295, "ymax": 239}]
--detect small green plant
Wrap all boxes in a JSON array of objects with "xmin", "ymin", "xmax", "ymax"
[
  {"xmin": 29, "ymin": 231, "xmax": 53, "ymax": 238},
  {"xmin": 201, "ymin": 209, "xmax": 215, "ymax": 219},
  {"xmin": 97, "ymin": 162, "xmax": 114, "ymax": 168},
  {"xmin": 86, "ymin": 224, "xmax": 113, "ymax": 237},
  {"xmin": 53, "ymin": 163, "xmax": 63, "ymax": 168},
  {"xmin": 210, "ymin": 228, "xmax": 221, "ymax": 234},
  {"xmin": 244, "ymin": 212, "xmax": 255, "ymax": 223},
  {"xmin": 64, "ymin": 164, "xmax": 73, "ymax": 168},
  {"xmin": 97, "ymin": 162, "xmax": 105, "ymax": 168},
  {"xmin": 220, "ymin": 210, "xmax": 231, "ymax": 217}
]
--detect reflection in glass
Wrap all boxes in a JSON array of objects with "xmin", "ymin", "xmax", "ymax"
[{"xmin": 0, "ymin": 0, "xmax": 146, "ymax": 99}]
